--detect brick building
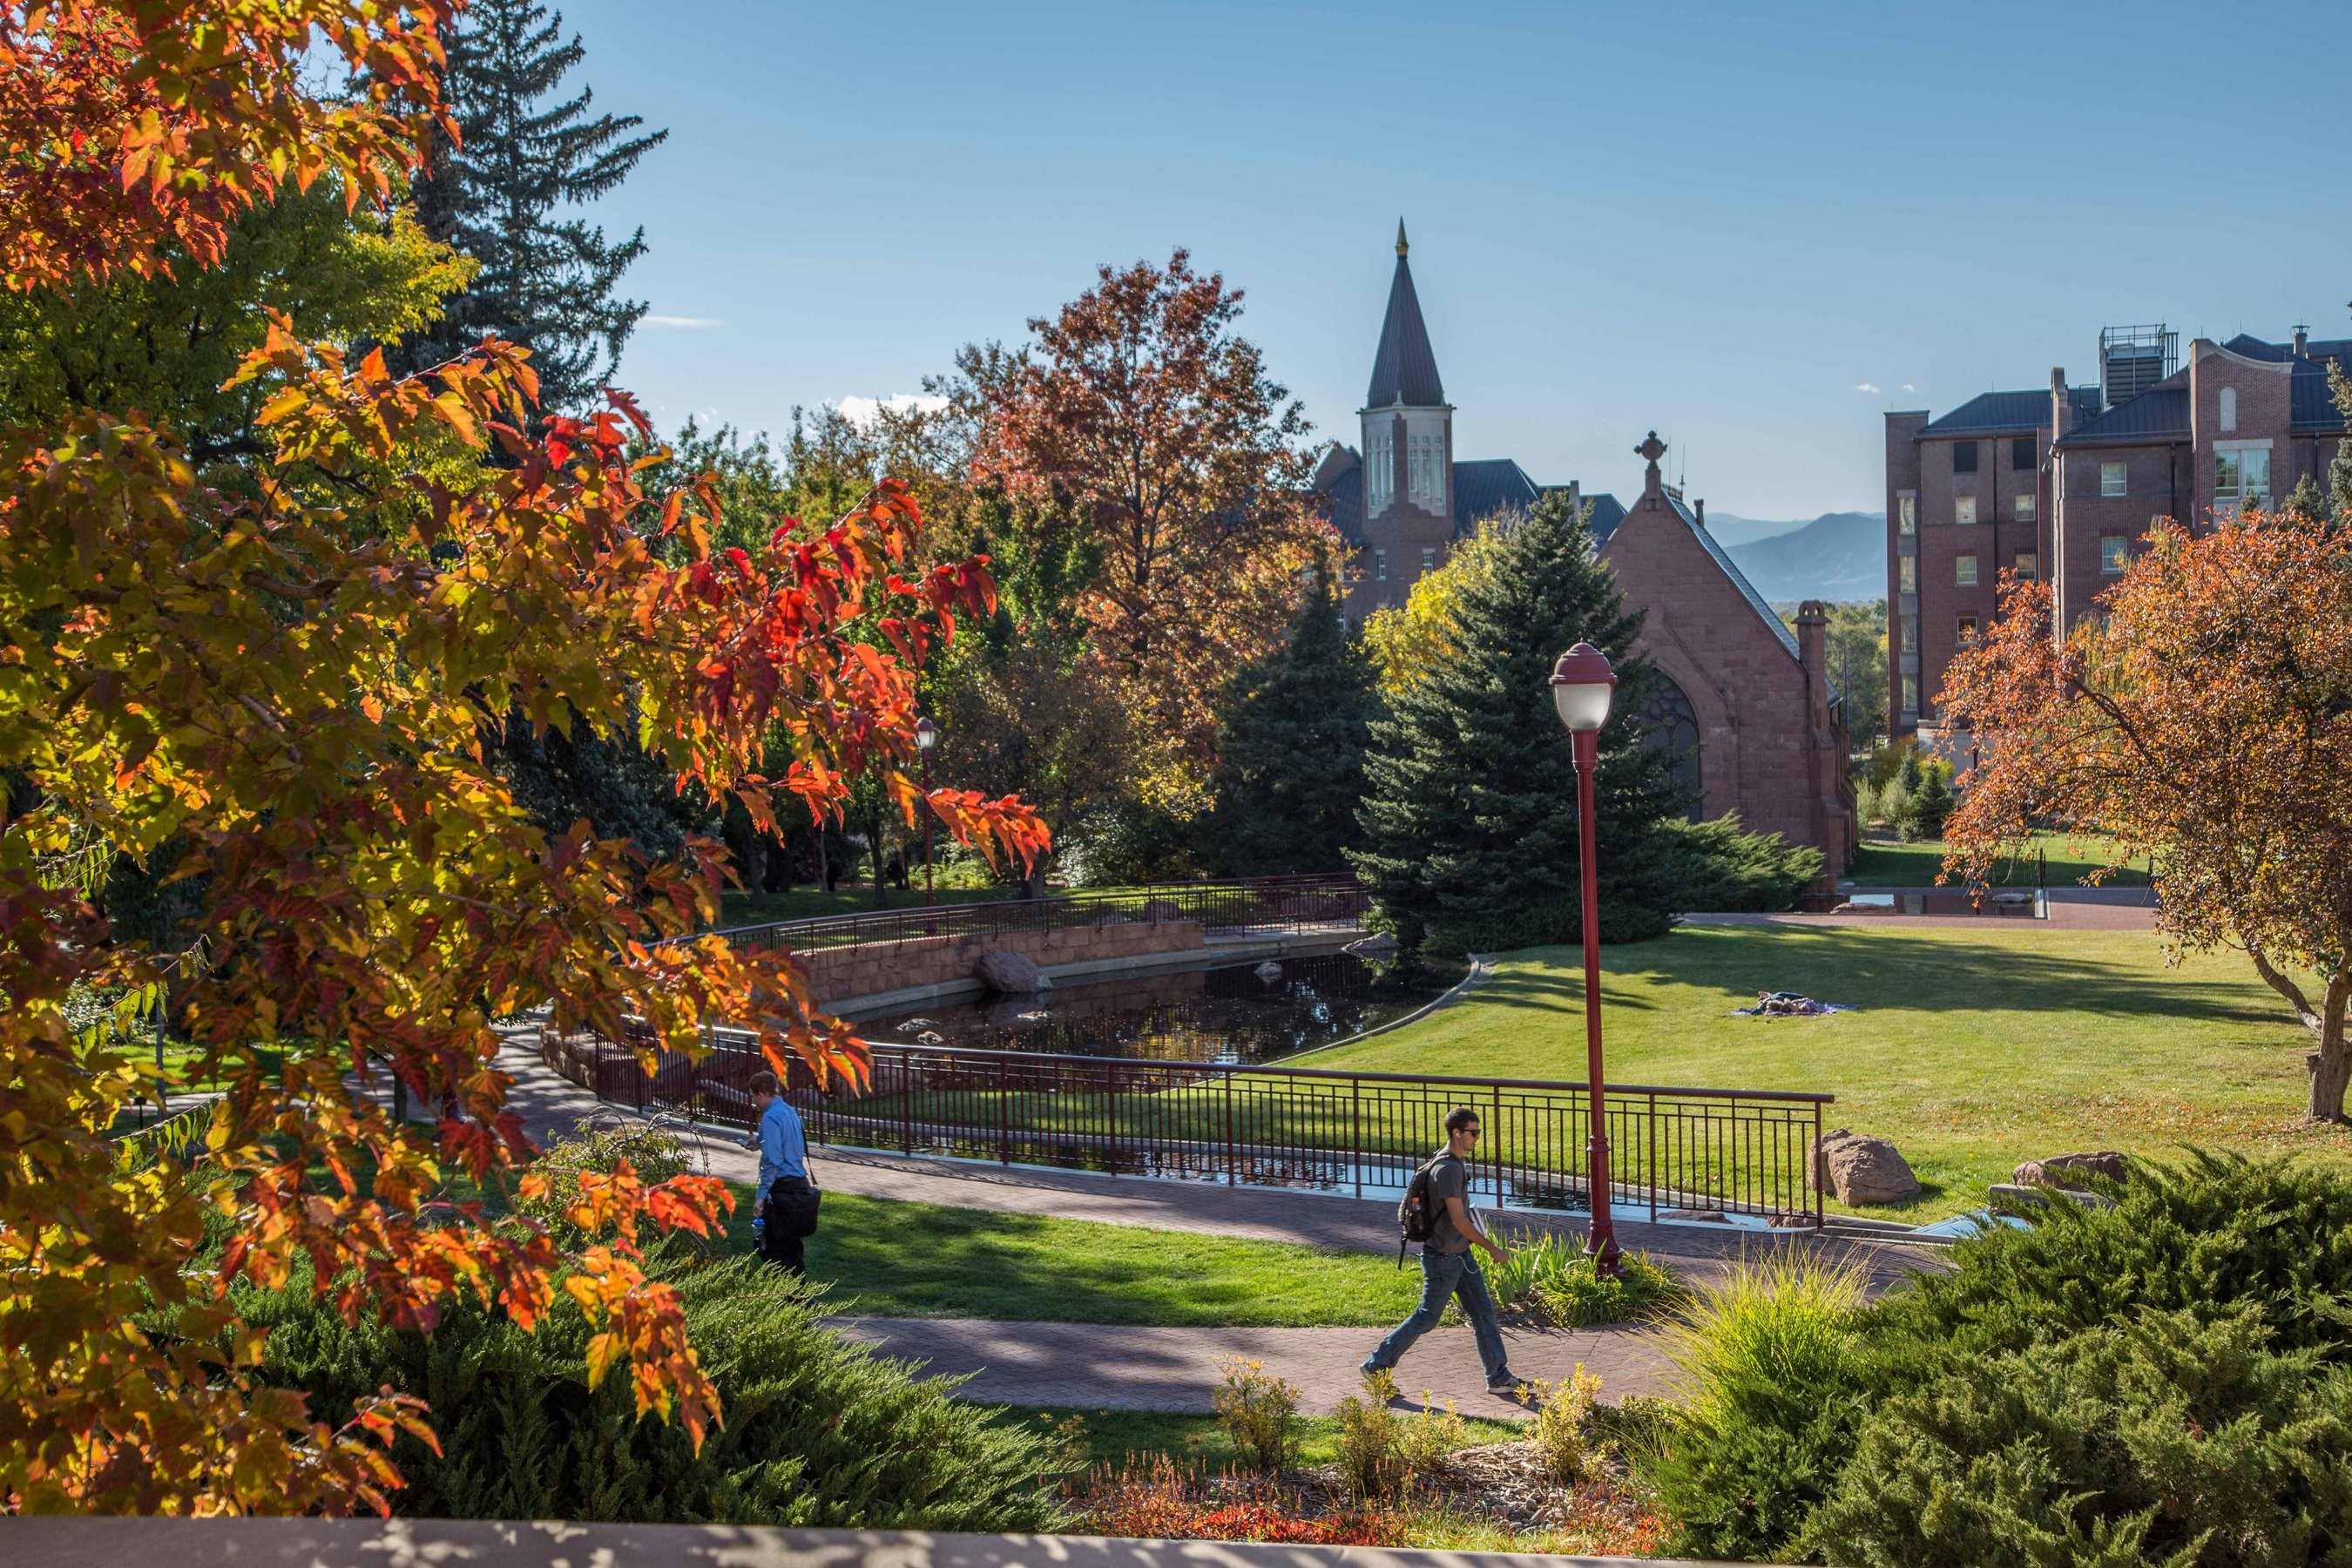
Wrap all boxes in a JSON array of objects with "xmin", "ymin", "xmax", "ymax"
[
  {"xmin": 1887, "ymin": 325, "xmax": 2349, "ymax": 739},
  {"xmin": 1315, "ymin": 228, "xmax": 1855, "ymax": 869}
]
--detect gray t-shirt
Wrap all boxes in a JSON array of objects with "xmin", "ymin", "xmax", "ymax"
[{"xmin": 1425, "ymin": 1153, "xmax": 1472, "ymax": 1254}]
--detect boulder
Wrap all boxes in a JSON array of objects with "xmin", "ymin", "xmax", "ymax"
[
  {"xmin": 973, "ymin": 948, "xmax": 1047, "ymax": 995},
  {"xmin": 1343, "ymin": 933, "xmax": 1399, "ymax": 958},
  {"xmin": 2012, "ymin": 1150, "xmax": 2127, "ymax": 1191},
  {"xmin": 1253, "ymin": 960, "xmax": 1285, "ymax": 983},
  {"xmin": 1808, "ymin": 1127, "xmax": 1922, "ymax": 1206}
]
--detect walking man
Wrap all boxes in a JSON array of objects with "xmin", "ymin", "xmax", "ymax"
[
  {"xmin": 743, "ymin": 1071, "xmax": 816, "ymax": 1277},
  {"xmin": 1362, "ymin": 1106, "xmax": 1527, "ymax": 1396}
]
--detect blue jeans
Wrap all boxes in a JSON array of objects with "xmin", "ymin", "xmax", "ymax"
[{"xmin": 1367, "ymin": 1247, "xmax": 1511, "ymax": 1382}]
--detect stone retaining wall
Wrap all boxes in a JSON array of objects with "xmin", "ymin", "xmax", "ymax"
[{"xmin": 798, "ymin": 919, "xmax": 1204, "ymax": 1007}]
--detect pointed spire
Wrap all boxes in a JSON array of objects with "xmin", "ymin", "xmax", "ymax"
[{"xmin": 1364, "ymin": 227, "xmax": 1444, "ymax": 409}]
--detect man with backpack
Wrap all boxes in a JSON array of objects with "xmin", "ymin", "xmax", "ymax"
[
  {"xmin": 743, "ymin": 1071, "xmax": 819, "ymax": 1277},
  {"xmin": 1362, "ymin": 1106, "xmax": 1527, "ymax": 1396}
]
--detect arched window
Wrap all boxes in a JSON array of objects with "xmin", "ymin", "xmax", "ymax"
[{"xmin": 1634, "ymin": 672, "xmax": 1703, "ymax": 821}]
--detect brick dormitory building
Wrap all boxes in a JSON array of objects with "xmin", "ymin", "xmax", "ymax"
[{"xmin": 1888, "ymin": 325, "xmax": 2350, "ymax": 740}]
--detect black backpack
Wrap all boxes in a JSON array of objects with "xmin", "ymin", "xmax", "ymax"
[{"xmin": 1396, "ymin": 1152, "xmax": 1454, "ymax": 1264}]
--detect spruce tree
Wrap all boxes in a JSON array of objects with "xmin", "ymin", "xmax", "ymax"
[
  {"xmin": 1348, "ymin": 491, "xmax": 1692, "ymax": 951},
  {"xmin": 396, "ymin": 0, "xmax": 665, "ymax": 414},
  {"xmin": 1200, "ymin": 575, "xmax": 1381, "ymax": 875}
]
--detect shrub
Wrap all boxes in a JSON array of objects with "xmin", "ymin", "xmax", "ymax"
[
  {"xmin": 1334, "ymin": 1377, "xmax": 1405, "ymax": 1500},
  {"xmin": 1489, "ymin": 1229, "xmax": 1689, "ymax": 1327},
  {"xmin": 1805, "ymin": 1305, "xmax": 2352, "ymax": 1565},
  {"xmin": 1209, "ymin": 1355, "xmax": 1298, "ymax": 1475},
  {"xmin": 1395, "ymin": 1393, "xmax": 1469, "ymax": 1483},
  {"xmin": 1649, "ymin": 814, "xmax": 1825, "ymax": 913},
  {"xmin": 1642, "ymin": 1155, "xmax": 2352, "ymax": 1563},
  {"xmin": 516, "ymin": 1124, "xmax": 693, "ymax": 1247},
  {"xmin": 1521, "ymin": 1363, "xmax": 1604, "ymax": 1484},
  {"xmin": 252, "ymin": 1254, "xmax": 1056, "ymax": 1529},
  {"xmin": 1071, "ymin": 1455, "xmax": 1407, "ymax": 1545},
  {"xmin": 1634, "ymin": 1248, "xmax": 1874, "ymax": 1561}
]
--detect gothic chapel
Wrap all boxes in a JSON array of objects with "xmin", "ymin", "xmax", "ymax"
[{"xmin": 1312, "ymin": 226, "xmax": 1856, "ymax": 871}]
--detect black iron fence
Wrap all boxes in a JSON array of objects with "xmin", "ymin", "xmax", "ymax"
[
  {"xmin": 701, "ymin": 874, "xmax": 1367, "ymax": 956},
  {"xmin": 542, "ymin": 1029, "xmax": 1830, "ymax": 1227}
]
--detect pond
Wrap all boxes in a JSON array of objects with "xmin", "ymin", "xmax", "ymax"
[{"xmin": 866, "ymin": 950, "xmax": 1469, "ymax": 1065}]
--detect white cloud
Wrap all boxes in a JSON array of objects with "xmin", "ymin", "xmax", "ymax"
[
  {"xmin": 1854, "ymin": 382, "xmax": 1881, "ymax": 395},
  {"xmin": 642, "ymin": 314, "xmax": 723, "ymax": 328},
  {"xmin": 837, "ymin": 392, "xmax": 949, "ymax": 427},
  {"xmin": 1902, "ymin": 383, "xmax": 1916, "ymax": 393}
]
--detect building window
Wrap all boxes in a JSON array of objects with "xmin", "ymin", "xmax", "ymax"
[
  {"xmin": 1900, "ymin": 614, "xmax": 1917, "ymax": 652},
  {"xmin": 1957, "ymin": 615, "xmax": 1978, "ymax": 642},
  {"xmin": 2220, "ymin": 387, "xmax": 2237, "ymax": 433},
  {"xmin": 1953, "ymin": 440, "xmax": 1978, "ymax": 474},
  {"xmin": 1420, "ymin": 546, "xmax": 1436, "ymax": 574},
  {"xmin": 1898, "ymin": 494, "xmax": 1916, "ymax": 534},
  {"xmin": 1954, "ymin": 495, "xmax": 1978, "ymax": 525},
  {"xmin": 2014, "ymin": 492, "xmax": 2035, "ymax": 523},
  {"xmin": 2011, "ymin": 436, "xmax": 2035, "ymax": 470},
  {"xmin": 1902, "ymin": 675, "xmax": 1920, "ymax": 716},
  {"xmin": 1957, "ymin": 554, "xmax": 1978, "ymax": 586},
  {"xmin": 2214, "ymin": 444, "xmax": 2271, "ymax": 514},
  {"xmin": 2101, "ymin": 462, "xmax": 2127, "ymax": 497},
  {"xmin": 1899, "ymin": 556, "xmax": 1916, "ymax": 593},
  {"xmin": 2015, "ymin": 551, "xmax": 2038, "ymax": 579},
  {"xmin": 1375, "ymin": 548, "xmax": 1388, "ymax": 582},
  {"xmin": 2100, "ymin": 536, "xmax": 2128, "ymax": 573}
]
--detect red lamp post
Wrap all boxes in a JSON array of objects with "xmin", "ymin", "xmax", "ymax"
[
  {"xmin": 1549, "ymin": 641, "xmax": 1622, "ymax": 1275},
  {"xmin": 915, "ymin": 718, "xmax": 938, "ymax": 916}
]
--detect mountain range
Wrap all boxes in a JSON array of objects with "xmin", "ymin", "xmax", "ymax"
[{"xmin": 1711, "ymin": 510, "xmax": 1885, "ymax": 604}]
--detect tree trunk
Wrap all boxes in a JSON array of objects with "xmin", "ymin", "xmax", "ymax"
[
  {"xmin": 869, "ymin": 818, "xmax": 888, "ymax": 909},
  {"xmin": 742, "ymin": 834, "xmax": 767, "ymax": 911},
  {"xmin": 2308, "ymin": 970, "xmax": 2352, "ymax": 1122}
]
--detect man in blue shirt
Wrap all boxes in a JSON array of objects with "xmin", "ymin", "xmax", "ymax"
[{"xmin": 743, "ymin": 1071, "xmax": 815, "ymax": 1276}]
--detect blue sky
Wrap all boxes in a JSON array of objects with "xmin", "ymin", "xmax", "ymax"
[{"xmin": 562, "ymin": 0, "xmax": 2352, "ymax": 518}]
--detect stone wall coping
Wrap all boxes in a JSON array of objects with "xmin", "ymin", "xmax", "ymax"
[
  {"xmin": 827, "ymin": 929, "xmax": 1358, "ymax": 1020},
  {"xmin": 0, "ymin": 1519, "xmax": 1758, "ymax": 1568}
]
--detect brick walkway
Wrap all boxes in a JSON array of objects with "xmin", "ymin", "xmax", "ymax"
[
  {"xmin": 492, "ymin": 1031, "xmax": 1933, "ymax": 1414},
  {"xmin": 832, "ymin": 1315, "xmax": 1676, "ymax": 1415}
]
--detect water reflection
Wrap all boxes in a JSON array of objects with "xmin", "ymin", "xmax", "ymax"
[{"xmin": 868, "ymin": 950, "xmax": 1467, "ymax": 1065}]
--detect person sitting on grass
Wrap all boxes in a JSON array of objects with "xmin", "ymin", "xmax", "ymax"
[
  {"xmin": 740, "ymin": 1071, "xmax": 816, "ymax": 1277},
  {"xmin": 1361, "ymin": 1106, "xmax": 1529, "ymax": 1399}
]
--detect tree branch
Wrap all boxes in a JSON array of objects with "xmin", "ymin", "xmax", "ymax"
[{"xmin": 2248, "ymin": 944, "xmax": 2323, "ymax": 1035}]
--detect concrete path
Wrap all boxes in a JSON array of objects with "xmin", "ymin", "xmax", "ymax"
[{"xmin": 832, "ymin": 1315, "xmax": 1675, "ymax": 1416}]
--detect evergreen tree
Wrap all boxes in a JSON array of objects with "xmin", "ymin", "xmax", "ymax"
[
  {"xmin": 1199, "ymin": 575, "xmax": 1381, "ymax": 875},
  {"xmin": 395, "ymin": 0, "xmax": 665, "ymax": 413},
  {"xmin": 1348, "ymin": 491, "xmax": 1693, "ymax": 951}
]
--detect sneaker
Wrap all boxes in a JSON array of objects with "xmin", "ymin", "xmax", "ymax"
[
  {"xmin": 1486, "ymin": 1373, "xmax": 1532, "ymax": 1397},
  {"xmin": 1358, "ymin": 1358, "xmax": 1384, "ymax": 1378}
]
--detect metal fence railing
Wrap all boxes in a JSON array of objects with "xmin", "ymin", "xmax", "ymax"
[
  {"xmin": 700, "ymin": 874, "xmax": 1367, "ymax": 956},
  {"xmin": 540, "ymin": 1031, "xmax": 1830, "ymax": 1228}
]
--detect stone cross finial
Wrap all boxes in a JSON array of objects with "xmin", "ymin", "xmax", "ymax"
[{"xmin": 1635, "ymin": 431, "xmax": 1667, "ymax": 465}]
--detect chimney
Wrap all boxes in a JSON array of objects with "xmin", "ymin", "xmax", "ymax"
[
  {"xmin": 2050, "ymin": 367, "xmax": 2073, "ymax": 440},
  {"xmin": 2295, "ymin": 323, "xmax": 2310, "ymax": 356},
  {"xmin": 1694, "ymin": 498, "xmax": 1706, "ymax": 528},
  {"xmin": 1795, "ymin": 600, "xmax": 1829, "ymax": 733}
]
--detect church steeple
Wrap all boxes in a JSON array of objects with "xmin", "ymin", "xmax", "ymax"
[
  {"xmin": 1364, "ymin": 220, "xmax": 1445, "ymax": 409},
  {"xmin": 1359, "ymin": 222, "xmax": 1452, "ymax": 533}
]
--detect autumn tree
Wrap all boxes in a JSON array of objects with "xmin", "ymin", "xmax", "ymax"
[
  {"xmin": 1360, "ymin": 513, "xmax": 1514, "ymax": 695},
  {"xmin": 971, "ymin": 251, "xmax": 1331, "ymax": 816},
  {"xmin": 1942, "ymin": 512, "xmax": 2352, "ymax": 1120},
  {"xmin": 0, "ymin": 0, "xmax": 1042, "ymax": 1516}
]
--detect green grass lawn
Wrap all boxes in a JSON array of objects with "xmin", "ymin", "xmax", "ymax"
[
  {"xmin": 718, "ymin": 1188, "xmax": 1425, "ymax": 1325},
  {"xmin": 1845, "ymin": 832, "xmax": 2150, "ymax": 889},
  {"xmin": 982, "ymin": 1404, "xmax": 1524, "ymax": 1470},
  {"xmin": 1307, "ymin": 924, "xmax": 2348, "ymax": 1219}
]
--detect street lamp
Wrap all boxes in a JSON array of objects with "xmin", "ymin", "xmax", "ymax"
[
  {"xmin": 914, "ymin": 718, "xmax": 938, "ymax": 916},
  {"xmin": 1549, "ymin": 641, "xmax": 1622, "ymax": 1276}
]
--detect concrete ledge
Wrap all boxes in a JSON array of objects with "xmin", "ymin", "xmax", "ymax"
[
  {"xmin": 829, "ymin": 928, "xmax": 1360, "ymax": 1022},
  {"xmin": 0, "ymin": 1518, "xmax": 1744, "ymax": 1568}
]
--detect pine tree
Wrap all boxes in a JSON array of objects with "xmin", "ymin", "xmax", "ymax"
[
  {"xmin": 1348, "ymin": 491, "xmax": 1693, "ymax": 951},
  {"xmin": 395, "ymin": 0, "xmax": 665, "ymax": 413},
  {"xmin": 1200, "ymin": 574, "xmax": 1382, "ymax": 875}
]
